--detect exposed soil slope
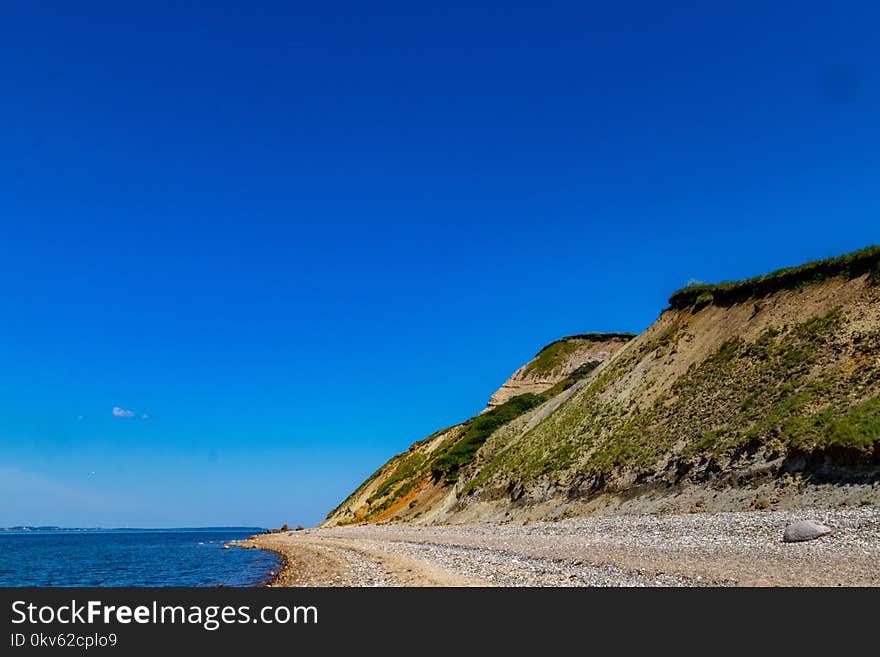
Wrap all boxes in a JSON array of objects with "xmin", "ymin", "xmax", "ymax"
[
  {"xmin": 486, "ymin": 333, "xmax": 633, "ymax": 409},
  {"xmin": 323, "ymin": 334, "xmax": 632, "ymax": 525},
  {"xmin": 324, "ymin": 247, "xmax": 880, "ymax": 526}
]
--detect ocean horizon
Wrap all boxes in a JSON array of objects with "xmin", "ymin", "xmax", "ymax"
[{"xmin": 0, "ymin": 528, "xmax": 282, "ymax": 587}]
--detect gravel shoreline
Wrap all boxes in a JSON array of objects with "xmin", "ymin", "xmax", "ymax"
[{"xmin": 235, "ymin": 508, "xmax": 880, "ymax": 587}]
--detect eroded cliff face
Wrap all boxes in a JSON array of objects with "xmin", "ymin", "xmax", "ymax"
[
  {"xmin": 455, "ymin": 273, "xmax": 880, "ymax": 522},
  {"xmin": 322, "ymin": 334, "xmax": 632, "ymax": 526},
  {"xmin": 484, "ymin": 334, "xmax": 633, "ymax": 410},
  {"xmin": 324, "ymin": 248, "xmax": 880, "ymax": 527}
]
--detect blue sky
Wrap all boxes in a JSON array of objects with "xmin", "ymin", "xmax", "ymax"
[{"xmin": 1, "ymin": 1, "xmax": 877, "ymax": 527}]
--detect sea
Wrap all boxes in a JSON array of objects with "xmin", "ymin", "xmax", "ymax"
[{"xmin": 0, "ymin": 528, "xmax": 282, "ymax": 587}]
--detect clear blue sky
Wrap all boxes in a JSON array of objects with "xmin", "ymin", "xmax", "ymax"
[{"xmin": 1, "ymin": 1, "xmax": 877, "ymax": 527}]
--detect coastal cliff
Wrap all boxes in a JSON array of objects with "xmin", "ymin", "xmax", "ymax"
[
  {"xmin": 324, "ymin": 246, "xmax": 880, "ymax": 526},
  {"xmin": 484, "ymin": 333, "xmax": 633, "ymax": 410}
]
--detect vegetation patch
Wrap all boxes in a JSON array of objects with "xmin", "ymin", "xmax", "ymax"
[
  {"xmin": 669, "ymin": 245, "xmax": 880, "ymax": 310},
  {"xmin": 523, "ymin": 333, "xmax": 634, "ymax": 377},
  {"xmin": 541, "ymin": 361, "xmax": 601, "ymax": 397},
  {"xmin": 870, "ymin": 261, "xmax": 880, "ymax": 286},
  {"xmin": 431, "ymin": 393, "xmax": 545, "ymax": 482},
  {"xmin": 367, "ymin": 452, "xmax": 426, "ymax": 504},
  {"xmin": 760, "ymin": 391, "xmax": 880, "ymax": 458}
]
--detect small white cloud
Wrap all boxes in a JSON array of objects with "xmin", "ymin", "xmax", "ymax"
[
  {"xmin": 142, "ymin": 413, "xmax": 150, "ymax": 420},
  {"xmin": 112, "ymin": 407, "xmax": 135, "ymax": 418}
]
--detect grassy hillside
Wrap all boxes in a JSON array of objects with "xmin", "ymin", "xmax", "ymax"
[
  {"xmin": 471, "ymin": 307, "xmax": 879, "ymax": 495},
  {"xmin": 325, "ymin": 246, "xmax": 880, "ymax": 525},
  {"xmin": 324, "ymin": 334, "xmax": 628, "ymax": 525}
]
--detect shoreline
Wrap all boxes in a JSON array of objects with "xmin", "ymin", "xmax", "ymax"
[
  {"xmin": 232, "ymin": 529, "xmax": 488, "ymax": 586},
  {"xmin": 266, "ymin": 551, "xmax": 290, "ymax": 587},
  {"xmin": 230, "ymin": 507, "xmax": 880, "ymax": 587},
  {"xmin": 228, "ymin": 535, "xmax": 291, "ymax": 587}
]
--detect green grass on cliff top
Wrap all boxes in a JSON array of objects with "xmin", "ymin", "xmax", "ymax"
[{"xmin": 669, "ymin": 245, "xmax": 880, "ymax": 310}]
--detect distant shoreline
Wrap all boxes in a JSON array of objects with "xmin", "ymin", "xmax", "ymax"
[
  {"xmin": 0, "ymin": 526, "xmax": 267, "ymax": 533},
  {"xmin": 0, "ymin": 528, "xmax": 278, "ymax": 587}
]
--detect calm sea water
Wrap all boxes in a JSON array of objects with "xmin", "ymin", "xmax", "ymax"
[{"xmin": 0, "ymin": 529, "xmax": 282, "ymax": 587}]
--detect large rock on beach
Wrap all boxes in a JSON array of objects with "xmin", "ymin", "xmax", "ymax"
[{"xmin": 783, "ymin": 520, "xmax": 833, "ymax": 543}]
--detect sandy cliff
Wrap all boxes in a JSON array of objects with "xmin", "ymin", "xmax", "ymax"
[{"xmin": 324, "ymin": 247, "xmax": 880, "ymax": 526}]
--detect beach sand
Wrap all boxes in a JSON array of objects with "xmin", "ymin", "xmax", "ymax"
[{"xmin": 230, "ymin": 507, "xmax": 880, "ymax": 587}]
